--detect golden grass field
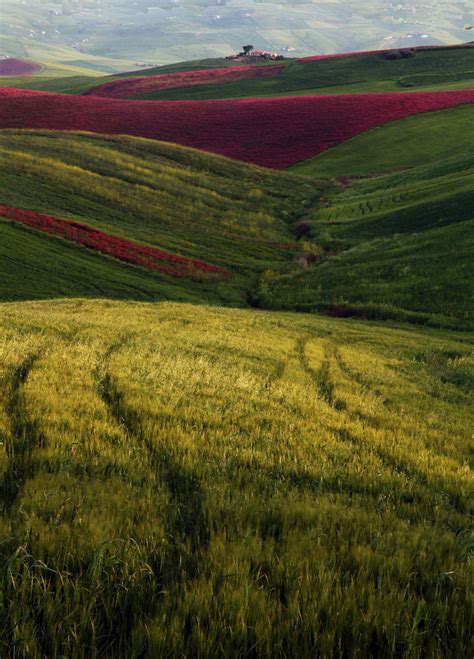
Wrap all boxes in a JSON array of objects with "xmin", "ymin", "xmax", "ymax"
[{"xmin": 0, "ymin": 299, "xmax": 472, "ymax": 657}]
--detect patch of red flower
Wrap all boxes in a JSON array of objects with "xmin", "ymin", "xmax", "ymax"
[
  {"xmin": 0, "ymin": 205, "xmax": 229, "ymax": 280},
  {"xmin": 298, "ymin": 43, "xmax": 474, "ymax": 62},
  {"xmin": 85, "ymin": 64, "xmax": 286, "ymax": 98},
  {"xmin": 0, "ymin": 58, "xmax": 43, "ymax": 76},
  {"xmin": 0, "ymin": 88, "xmax": 473, "ymax": 168}
]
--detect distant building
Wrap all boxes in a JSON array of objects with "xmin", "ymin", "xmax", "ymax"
[{"xmin": 226, "ymin": 45, "xmax": 282, "ymax": 61}]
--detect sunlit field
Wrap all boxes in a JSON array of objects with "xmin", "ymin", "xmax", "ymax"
[{"xmin": 1, "ymin": 299, "xmax": 472, "ymax": 657}]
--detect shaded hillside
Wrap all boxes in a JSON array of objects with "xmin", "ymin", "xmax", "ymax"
[
  {"xmin": 0, "ymin": 58, "xmax": 42, "ymax": 76},
  {"xmin": 0, "ymin": 131, "xmax": 319, "ymax": 304}
]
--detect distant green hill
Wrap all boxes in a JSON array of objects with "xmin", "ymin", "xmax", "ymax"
[
  {"xmin": 2, "ymin": 0, "xmax": 470, "ymax": 72},
  {"xmin": 2, "ymin": 46, "xmax": 473, "ymax": 97},
  {"xmin": 116, "ymin": 46, "xmax": 474, "ymax": 100}
]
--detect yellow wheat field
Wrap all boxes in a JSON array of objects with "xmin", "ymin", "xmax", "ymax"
[{"xmin": 0, "ymin": 299, "xmax": 472, "ymax": 657}]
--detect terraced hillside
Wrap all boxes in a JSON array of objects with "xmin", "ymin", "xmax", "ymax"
[
  {"xmin": 1, "ymin": 300, "xmax": 472, "ymax": 657},
  {"xmin": 259, "ymin": 115, "xmax": 474, "ymax": 327}
]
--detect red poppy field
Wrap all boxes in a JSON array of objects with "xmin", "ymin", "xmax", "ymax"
[
  {"xmin": 0, "ymin": 58, "xmax": 43, "ymax": 76},
  {"xmin": 85, "ymin": 64, "xmax": 286, "ymax": 99},
  {"xmin": 0, "ymin": 205, "xmax": 229, "ymax": 280},
  {"xmin": 0, "ymin": 87, "xmax": 472, "ymax": 168}
]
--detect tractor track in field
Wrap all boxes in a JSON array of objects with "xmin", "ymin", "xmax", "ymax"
[
  {"xmin": 296, "ymin": 338, "xmax": 468, "ymax": 516},
  {"xmin": 96, "ymin": 343, "xmax": 210, "ymax": 580},
  {"xmin": 0, "ymin": 354, "xmax": 46, "ymax": 512},
  {"xmin": 333, "ymin": 348, "xmax": 381, "ymax": 394},
  {"xmin": 329, "ymin": 351, "xmax": 470, "ymax": 515},
  {"xmin": 296, "ymin": 336, "xmax": 345, "ymax": 410},
  {"xmin": 333, "ymin": 425, "xmax": 469, "ymax": 516}
]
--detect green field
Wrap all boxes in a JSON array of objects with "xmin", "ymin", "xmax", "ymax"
[
  {"xmin": 1, "ymin": 300, "xmax": 472, "ymax": 656},
  {"xmin": 261, "ymin": 149, "xmax": 474, "ymax": 327},
  {"xmin": 254, "ymin": 105, "xmax": 474, "ymax": 328},
  {"xmin": 290, "ymin": 104, "xmax": 474, "ymax": 177}
]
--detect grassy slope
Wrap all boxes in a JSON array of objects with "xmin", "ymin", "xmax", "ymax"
[
  {"xmin": 122, "ymin": 47, "xmax": 474, "ymax": 100},
  {"xmin": 0, "ymin": 220, "xmax": 223, "ymax": 304},
  {"xmin": 0, "ymin": 130, "xmax": 320, "ymax": 305},
  {"xmin": 290, "ymin": 104, "xmax": 474, "ymax": 176},
  {"xmin": 258, "ymin": 148, "xmax": 474, "ymax": 327},
  {"xmin": 0, "ymin": 300, "xmax": 472, "ymax": 656}
]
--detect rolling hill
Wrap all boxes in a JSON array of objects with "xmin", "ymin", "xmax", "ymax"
[
  {"xmin": 0, "ymin": 130, "xmax": 320, "ymax": 305},
  {"xmin": 0, "ymin": 45, "xmax": 472, "ymax": 327},
  {"xmin": 83, "ymin": 63, "xmax": 286, "ymax": 99},
  {"xmin": 0, "ymin": 114, "xmax": 472, "ymax": 327},
  {"xmin": 290, "ymin": 104, "xmax": 474, "ymax": 177},
  {"xmin": 90, "ymin": 45, "xmax": 474, "ymax": 100},
  {"xmin": 260, "ymin": 107, "xmax": 474, "ymax": 327}
]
